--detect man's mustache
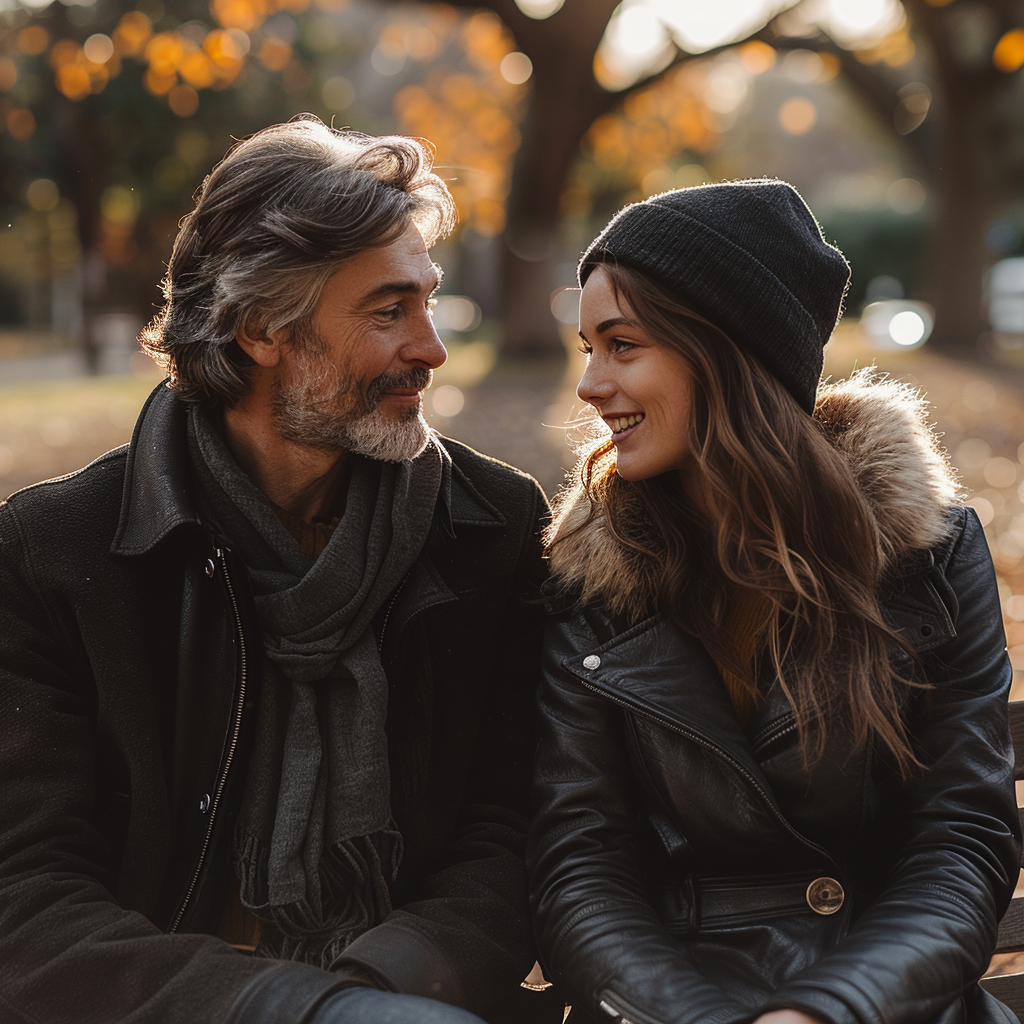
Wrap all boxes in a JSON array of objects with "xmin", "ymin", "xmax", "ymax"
[{"xmin": 366, "ymin": 367, "xmax": 432, "ymax": 405}]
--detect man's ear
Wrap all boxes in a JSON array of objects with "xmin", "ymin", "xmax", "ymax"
[{"xmin": 236, "ymin": 316, "xmax": 290, "ymax": 368}]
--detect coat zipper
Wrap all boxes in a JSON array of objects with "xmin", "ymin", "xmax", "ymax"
[
  {"xmin": 576, "ymin": 677, "xmax": 838, "ymax": 868},
  {"xmin": 377, "ymin": 570, "xmax": 411, "ymax": 653},
  {"xmin": 751, "ymin": 717, "xmax": 799, "ymax": 756},
  {"xmin": 168, "ymin": 548, "xmax": 248, "ymax": 933}
]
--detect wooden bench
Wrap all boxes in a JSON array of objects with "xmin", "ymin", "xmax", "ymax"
[{"xmin": 980, "ymin": 699, "xmax": 1024, "ymax": 1017}]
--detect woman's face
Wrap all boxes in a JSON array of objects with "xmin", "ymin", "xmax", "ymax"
[{"xmin": 577, "ymin": 266, "xmax": 695, "ymax": 482}]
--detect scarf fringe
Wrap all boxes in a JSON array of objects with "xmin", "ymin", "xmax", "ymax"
[{"xmin": 237, "ymin": 827, "xmax": 403, "ymax": 969}]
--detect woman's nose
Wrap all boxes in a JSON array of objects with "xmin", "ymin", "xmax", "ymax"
[{"xmin": 577, "ymin": 361, "xmax": 613, "ymax": 407}]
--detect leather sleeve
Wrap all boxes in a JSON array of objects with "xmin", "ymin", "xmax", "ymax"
[
  {"xmin": 333, "ymin": 482, "xmax": 556, "ymax": 1023},
  {"xmin": 762, "ymin": 506, "xmax": 1022, "ymax": 1024},
  {"xmin": 0, "ymin": 501, "xmax": 350, "ymax": 1024},
  {"xmin": 528, "ymin": 607, "xmax": 749, "ymax": 1024}
]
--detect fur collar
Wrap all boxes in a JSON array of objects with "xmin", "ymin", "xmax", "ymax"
[{"xmin": 545, "ymin": 370, "xmax": 962, "ymax": 620}]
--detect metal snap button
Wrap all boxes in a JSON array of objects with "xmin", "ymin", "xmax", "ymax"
[
  {"xmin": 204, "ymin": 558, "xmax": 216, "ymax": 577},
  {"xmin": 806, "ymin": 877, "xmax": 844, "ymax": 915},
  {"xmin": 583, "ymin": 655, "xmax": 601, "ymax": 670},
  {"xmin": 199, "ymin": 793, "xmax": 211, "ymax": 814}
]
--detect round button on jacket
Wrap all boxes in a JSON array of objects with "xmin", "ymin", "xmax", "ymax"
[
  {"xmin": 583, "ymin": 655, "xmax": 601, "ymax": 670},
  {"xmin": 806, "ymin": 877, "xmax": 844, "ymax": 915}
]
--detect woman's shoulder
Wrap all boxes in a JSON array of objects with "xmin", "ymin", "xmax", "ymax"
[{"xmin": 815, "ymin": 370, "xmax": 964, "ymax": 572}]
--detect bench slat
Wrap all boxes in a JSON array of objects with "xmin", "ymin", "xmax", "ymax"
[
  {"xmin": 981, "ymin": 971, "xmax": 1024, "ymax": 1017},
  {"xmin": 997, "ymin": 897, "xmax": 1024, "ymax": 952},
  {"xmin": 1010, "ymin": 702, "xmax": 1024, "ymax": 781}
]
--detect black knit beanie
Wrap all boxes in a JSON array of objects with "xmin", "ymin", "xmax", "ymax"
[{"xmin": 578, "ymin": 179, "xmax": 851, "ymax": 413}]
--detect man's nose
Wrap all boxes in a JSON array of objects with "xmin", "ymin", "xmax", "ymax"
[{"xmin": 406, "ymin": 318, "xmax": 448, "ymax": 370}]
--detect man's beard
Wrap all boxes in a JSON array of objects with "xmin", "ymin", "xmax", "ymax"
[{"xmin": 271, "ymin": 326, "xmax": 433, "ymax": 463}]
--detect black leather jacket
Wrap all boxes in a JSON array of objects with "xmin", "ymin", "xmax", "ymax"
[
  {"xmin": 0, "ymin": 384, "xmax": 552, "ymax": 1024},
  {"xmin": 529, "ymin": 506, "xmax": 1021, "ymax": 1024}
]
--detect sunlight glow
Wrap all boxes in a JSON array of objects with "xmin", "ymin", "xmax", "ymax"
[
  {"xmin": 514, "ymin": 0, "xmax": 565, "ymax": 19},
  {"xmin": 807, "ymin": 0, "xmax": 904, "ymax": 46},
  {"xmin": 647, "ymin": 0, "xmax": 775, "ymax": 53}
]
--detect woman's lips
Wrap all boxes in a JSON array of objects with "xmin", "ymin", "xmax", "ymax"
[{"xmin": 606, "ymin": 413, "xmax": 644, "ymax": 440}]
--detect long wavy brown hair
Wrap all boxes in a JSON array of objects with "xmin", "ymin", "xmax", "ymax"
[{"xmin": 558, "ymin": 262, "xmax": 920, "ymax": 772}]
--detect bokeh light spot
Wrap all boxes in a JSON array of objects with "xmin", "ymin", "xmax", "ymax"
[
  {"xmin": 779, "ymin": 96, "xmax": 816, "ymax": 134},
  {"xmin": 889, "ymin": 310, "xmax": 925, "ymax": 346},
  {"xmin": 499, "ymin": 51, "xmax": 533, "ymax": 85},
  {"xmin": 0, "ymin": 57, "xmax": 18, "ymax": 91},
  {"xmin": 969, "ymin": 495, "xmax": 995, "ymax": 528},
  {"xmin": 993, "ymin": 29, "xmax": 1024, "ymax": 73},
  {"xmin": 6, "ymin": 108, "xmax": 36, "ymax": 141},
  {"xmin": 431, "ymin": 385, "xmax": 465, "ymax": 418},
  {"xmin": 83, "ymin": 34, "xmax": 114, "ymax": 65},
  {"xmin": 321, "ymin": 75, "xmax": 354, "ymax": 110},
  {"xmin": 168, "ymin": 84, "xmax": 200, "ymax": 116},
  {"xmin": 514, "ymin": 0, "xmax": 564, "ymax": 18},
  {"xmin": 26, "ymin": 178, "xmax": 59, "ymax": 212},
  {"xmin": 17, "ymin": 25, "xmax": 49, "ymax": 57}
]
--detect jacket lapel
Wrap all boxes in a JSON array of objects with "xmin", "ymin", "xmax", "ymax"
[{"xmin": 562, "ymin": 614, "xmax": 777, "ymax": 793}]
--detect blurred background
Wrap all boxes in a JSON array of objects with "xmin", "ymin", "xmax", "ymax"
[{"xmin": 3, "ymin": 0, "xmax": 1024, "ymax": 973}]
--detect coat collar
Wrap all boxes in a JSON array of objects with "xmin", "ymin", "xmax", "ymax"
[
  {"xmin": 112, "ymin": 385, "xmax": 503, "ymax": 556},
  {"xmin": 546, "ymin": 369, "xmax": 963, "ymax": 619},
  {"xmin": 566, "ymin": 613, "xmax": 778, "ymax": 792}
]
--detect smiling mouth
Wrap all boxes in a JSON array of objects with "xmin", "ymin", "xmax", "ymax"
[{"xmin": 606, "ymin": 413, "xmax": 644, "ymax": 437}]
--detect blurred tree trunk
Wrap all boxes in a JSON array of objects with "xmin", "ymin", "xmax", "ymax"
[
  {"xmin": 446, "ymin": 0, "xmax": 623, "ymax": 356},
  {"xmin": 445, "ymin": 0, "xmax": 1024, "ymax": 358},
  {"xmin": 901, "ymin": 0, "xmax": 1018, "ymax": 353}
]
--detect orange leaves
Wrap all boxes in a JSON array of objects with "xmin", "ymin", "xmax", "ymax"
[
  {"xmin": 0, "ymin": 58, "xmax": 16, "ymax": 92},
  {"xmin": 391, "ymin": 10, "xmax": 525, "ymax": 238},
  {"xmin": 138, "ymin": 25, "xmax": 249, "ymax": 106},
  {"xmin": 210, "ymin": 0, "xmax": 268, "ymax": 33},
  {"xmin": 48, "ymin": 38, "xmax": 113, "ymax": 101},
  {"xmin": 145, "ymin": 32, "xmax": 187, "ymax": 77},
  {"xmin": 258, "ymin": 37, "xmax": 293, "ymax": 71},
  {"xmin": 460, "ymin": 10, "xmax": 512, "ymax": 71},
  {"xmin": 17, "ymin": 25, "xmax": 49, "ymax": 56},
  {"xmin": 585, "ymin": 64, "xmax": 716, "ymax": 186},
  {"xmin": 113, "ymin": 12, "xmax": 152, "ymax": 58}
]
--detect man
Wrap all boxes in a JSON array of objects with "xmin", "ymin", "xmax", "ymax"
[{"xmin": 0, "ymin": 118, "xmax": 552, "ymax": 1024}]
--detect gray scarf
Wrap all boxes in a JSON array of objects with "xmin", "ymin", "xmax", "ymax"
[{"xmin": 186, "ymin": 406, "xmax": 444, "ymax": 967}]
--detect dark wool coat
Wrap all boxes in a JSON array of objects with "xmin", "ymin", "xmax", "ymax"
[
  {"xmin": 0, "ymin": 383, "xmax": 556, "ymax": 1024},
  {"xmin": 529, "ymin": 374, "xmax": 1023, "ymax": 1024}
]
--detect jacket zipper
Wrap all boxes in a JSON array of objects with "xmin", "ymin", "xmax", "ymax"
[
  {"xmin": 576, "ymin": 677, "xmax": 838, "ymax": 868},
  {"xmin": 378, "ymin": 571, "xmax": 411, "ymax": 653},
  {"xmin": 598, "ymin": 988, "xmax": 663, "ymax": 1024},
  {"xmin": 168, "ymin": 547, "xmax": 248, "ymax": 933},
  {"xmin": 751, "ymin": 717, "xmax": 799, "ymax": 756}
]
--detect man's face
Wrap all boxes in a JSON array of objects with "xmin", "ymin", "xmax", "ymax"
[{"xmin": 272, "ymin": 221, "xmax": 447, "ymax": 462}]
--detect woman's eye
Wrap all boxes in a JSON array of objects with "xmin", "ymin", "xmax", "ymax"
[
  {"xmin": 610, "ymin": 337, "xmax": 637, "ymax": 354},
  {"xmin": 577, "ymin": 341, "xmax": 593, "ymax": 356}
]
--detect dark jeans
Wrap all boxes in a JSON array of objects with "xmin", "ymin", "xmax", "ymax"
[{"xmin": 317, "ymin": 988, "xmax": 489, "ymax": 1024}]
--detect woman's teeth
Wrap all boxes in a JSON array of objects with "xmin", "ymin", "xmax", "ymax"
[{"xmin": 608, "ymin": 414, "xmax": 644, "ymax": 434}]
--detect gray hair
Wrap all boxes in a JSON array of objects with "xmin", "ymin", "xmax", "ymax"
[{"xmin": 140, "ymin": 115, "xmax": 457, "ymax": 404}]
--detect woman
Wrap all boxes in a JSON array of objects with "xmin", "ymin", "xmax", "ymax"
[{"xmin": 529, "ymin": 179, "xmax": 1021, "ymax": 1024}]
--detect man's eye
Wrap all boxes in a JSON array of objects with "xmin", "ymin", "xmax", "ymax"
[
  {"xmin": 376, "ymin": 305, "xmax": 402, "ymax": 320},
  {"xmin": 427, "ymin": 297, "xmax": 437, "ymax": 313}
]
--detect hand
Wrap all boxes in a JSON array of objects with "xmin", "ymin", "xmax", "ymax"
[{"xmin": 752, "ymin": 1011, "xmax": 825, "ymax": 1024}]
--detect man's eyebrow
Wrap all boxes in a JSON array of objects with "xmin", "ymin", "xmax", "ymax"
[{"xmin": 357, "ymin": 265, "xmax": 444, "ymax": 308}]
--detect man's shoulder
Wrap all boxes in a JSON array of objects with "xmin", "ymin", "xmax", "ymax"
[
  {"xmin": 1, "ymin": 445, "xmax": 130, "ymax": 543},
  {"xmin": 437, "ymin": 434, "xmax": 547, "ymax": 511}
]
